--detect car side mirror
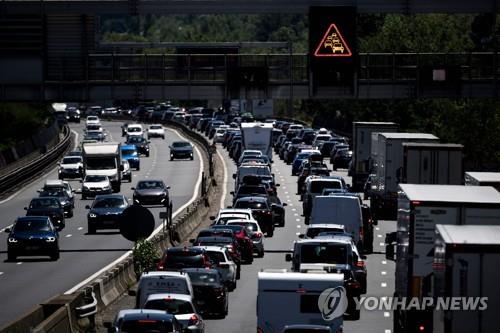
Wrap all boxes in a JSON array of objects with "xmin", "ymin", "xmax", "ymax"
[
  {"xmin": 298, "ymin": 234, "xmax": 305, "ymax": 239},
  {"xmin": 85, "ymin": 205, "xmax": 91, "ymax": 209},
  {"xmin": 4, "ymin": 228, "xmax": 11, "ymax": 233},
  {"xmin": 282, "ymin": 203, "xmax": 288, "ymax": 207},
  {"xmin": 57, "ymin": 162, "xmax": 61, "ymax": 165},
  {"xmin": 24, "ymin": 207, "xmax": 27, "ymax": 210},
  {"xmin": 168, "ymin": 146, "xmax": 172, "ymax": 149},
  {"xmin": 361, "ymin": 255, "xmax": 367, "ymax": 260},
  {"xmin": 275, "ymin": 184, "xmax": 280, "ymax": 187},
  {"xmin": 127, "ymin": 289, "xmax": 137, "ymax": 296},
  {"xmin": 189, "ymin": 239, "xmax": 195, "ymax": 244},
  {"xmin": 131, "ymin": 187, "xmax": 135, "ymax": 190},
  {"xmin": 147, "ymin": 141, "xmax": 151, "ymax": 144},
  {"xmin": 285, "ymin": 253, "xmax": 292, "ymax": 262},
  {"xmin": 230, "ymin": 191, "xmax": 234, "ymax": 195},
  {"xmin": 120, "ymin": 165, "xmax": 124, "ymax": 171},
  {"xmin": 232, "ymin": 174, "xmax": 236, "ymax": 179},
  {"xmin": 166, "ymin": 186, "xmax": 171, "ymax": 190},
  {"xmin": 37, "ymin": 189, "xmax": 42, "ymax": 193},
  {"xmin": 209, "ymin": 216, "xmax": 216, "ymax": 221},
  {"xmin": 79, "ymin": 180, "xmax": 83, "ymax": 183}
]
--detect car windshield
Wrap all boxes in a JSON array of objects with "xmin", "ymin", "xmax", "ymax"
[
  {"xmin": 30, "ymin": 198, "xmax": 60, "ymax": 209},
  {"xmin": 165, "ymin": 253, "xmax": 205, "ymax": 268},
  {"xmin": 218, "ymin": 214, "xmax": 248, "ymax": 223},
  {"xmin": 228, "ymin": 222, "xmax": 258, "ymax": 233},
  {"xmin": 311, "ymin": 181, "xmax": 341, "ymax": 193},
  {"xmin": 93, "ymin": 197, "xmax": 126, "ymax": 208},
  {"xmin": 86, "ymin": 157, "xmax": 116, "ymax": 169},
  {"xmin": 237, "ymin": 186, "xmax": 267, "ymax": 195},
  {"xmin": 144, "ymin": 299, "xmax": 194, "ymax": 315},
  {"xmin": 85, "ymin": 132, "xmax": 101, "ymax": 139},
  {"xmin": 239, "ymin": 167, "xmax": 271, "ymax": 178},
  {"xmin": 62, "ymin": 157, "xmax": 81, "ymax": 164},
  {"xmin": 188, "ymin": 271, "xmax": 219, "ymax": 284},
  {"xmin": 172, "ymin": 142, "xmax": 191, "ymax": 148},
  {"xmin": 122, "ymin": 149, "xmax": 137, "ymax": 156},
  {"xmin": 300, "ymin": 244, "xmax": 348, "ymax": 264},
  {"xmin": 306, "ymin": 227, "xmax": 344, "ymax": 238},
  {"xmin": 128, "ymin": 127, "xmax": 141, "ymax": 132},
  {"xmin": 14, "ymin": 219, "xmax": 51, "ymax": 232},
  {"xmin": 234, "ymin": 201, "xmax": 267, "ymax": 209},
  {"xmin": 137, "ymin": 181, "xmax": 163, "ymax": 189},
  {"xmin": 150, "ymin": 125, "xmax": 162, "ymax": 130},
  {"xmin": 40, "ymin": 190, "xmax": 67, "ymax": 198},
  {"xmin": 119, "ymin": 319, "xmax": 174, "ymax": 332},
  {"xmin": 87, "ymin": 116, "xmax": 98, "ymax": 121},
  {"xmin": 85, "ymin": 175, "xmax": 107, "ymax": 182},
  {"xmin": 205, "ymin": 251, "xmax": 226, "ymax": 264}
]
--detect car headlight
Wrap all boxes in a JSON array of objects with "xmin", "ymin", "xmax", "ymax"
[
  {"xmin": 103, "ymin": 185, "xmax": 112, "ymax": 190},
  {"xmin": 8, "ymin": 237, "xmax": 18, "ymax": 243},
  {"xmin": 83, "ymin": 186, "xmax": 89, "ymax": 191},
  {"xmin": 60, "ymin": 201, "xmax": 68, "ymax": 206},
  {"xmin": 46, "ymin": 237, "xmax": 56, "ymax": 242},
  {"xmin": 89, "ymin": 213, "xmax": 97, "ymax": 218}
]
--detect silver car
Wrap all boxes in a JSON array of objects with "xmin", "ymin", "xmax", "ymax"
[
  {"xmin": 193, "ymin": 246, "xmax": 238, "ymax": 291},
  {"xmin": 227, "ymin": 219, "xmax": 265, "ymax": 258}
]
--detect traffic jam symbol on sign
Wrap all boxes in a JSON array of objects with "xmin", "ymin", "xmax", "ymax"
[{"xmin": 314, "ymin": 24, "xmax": 352, "ymax": 57}]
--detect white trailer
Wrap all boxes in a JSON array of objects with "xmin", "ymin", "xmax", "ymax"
[
  {"xmin": 82, "ymin": 142, "xmax": 123, "ymax": 192},
  {"xmin": 257, "ymin": 270, "xmax": 344, "ymax": 333},
  {"xmin": 402, "ymin": 143, "xmax": 463, "ymax": 185},
  {"xmin": 389, "ymin": 184, "xmax": 500, "ymax": 333},
  {"xmin": 241, "ymin": 122, "xmax": 273, "ymax": 161},
  {"xmin": 351, "ymin": 122, "xmax": 398, "ymax": 190},
  {"xmin": 433, "ymin": 224, "xmax": 500, "ymax": 333},
  {"xmin": 465, "ymin": 172, "xmax": 500, "ymax": 191},
  {"xmin": 371, "ymin": 132, "xmax": 439, "ymax": 219}
]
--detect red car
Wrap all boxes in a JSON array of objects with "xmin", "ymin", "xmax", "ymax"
[{"xmin": 210, "ymin": 225, "xmax": 254, "ymax": 263}]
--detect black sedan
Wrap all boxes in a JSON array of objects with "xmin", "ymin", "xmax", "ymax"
[
  {"xmin": 132, "ymin": 180, "xmax": 170, "ymax": 206},
  {"xmin": 86, "ymin": 194, "xmax": 129, "ymax": 234},
  {"xmin": 169, "ymin": 141, "xmax": 194, "ymax": 160},
  {"xmin": 126, "ymin": 136, "xmax": 151, "ymax": 157},
  {"xmin": 39, "ymin": 188, "xmax": 74, "ymax": 218},
  {"xmin": 25, "ymin": 197, "xmax": 65, "ymax": 230},
  {"xmin": 5, "ymin": 216, "xmax": 60, "ymax": 261},
  {"xmin": 182, "ymin": 268, "xmax": 229, "ymax": 318}
]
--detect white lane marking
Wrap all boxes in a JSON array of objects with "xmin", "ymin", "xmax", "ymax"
[
  {"xmin": 292, "ymin": 208, "xmax": 296, "ymax": 211},
  {"xmin": 382, "ymin": 260, "xmax": 387, "ymax": 265},
  {"xmin": 65, "ymin": 127, "xmax": 204, "ymax": 295},
  {"xmin": 285, "ymin": 191, "xmax": 289, "ymax": 195},
  {"xmin": 66, "ymin": 234, "xmax": 72, "ymax": 238},
  {"xmin": 145, "ymin": 175, "xmax": 149, "ymax": 178},
  {"xmin": 282, "ymin": 186, "xmax": 287, "ymax": 189},
  {"xmin": 385, "ymin": 330, "xmax": 392, "ymax": 333},
  {"xmin": 381, "ymin": 271, "xmax": 387, "ymax": 275},
  {"xmin": 288, "ymin": 203, "xmax": 293, "ymax": 207},
  {"xmin": 377, "ymin": 234, "xmax": 382, "ymax": 238},
  {"xmin": 375, "ymin": 227, "xmax": 380, "ymax": 231},
  {"xmin": 297, "ymin": 225, "xmax": 301, "ymax": 228},
  {"xmin": 0, "ymin": 128, "xmax": 80, "ymax": 205},
  {"xmin": 296, "ymin": 218, "xmax": 301, "ymax": 222},
  {"xmin": 78, "ymin": 227, "xmax": 83, "ymax": 231},
  {"xmin": 294, "ymin": 213, "xmax": 298, "ymax": 217},
  {"xmin": 296, "ymin": 232, "xmax": 301, "ymax": 236},
  {"xmin": 0, "ymin": 272, "xmax": 3, "ymax": 276},
  {"xmin": 381, "ymin": 282, "xmax": 387, "ymax": 288},
  {"xmin": 17, "ymin": 262, "xmax": 22, "ymax": 265},
  {"xmin": 384, "ymin": 313, "xmax": 390, "ymax": 318},
  {"xmin": 216, "ymin": 148, "xmax": 228, "ymax": 210},
  {"xmin": 0, "ymin": 224, "xmax": 13, "ymax": 233},
  {"xmin": 379, "ymin": 242, "xmax": 385, "ymax": 246}
]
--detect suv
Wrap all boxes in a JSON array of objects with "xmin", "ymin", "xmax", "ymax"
[
  {"xmin": 58, "ymin": 155, "xmax": 83, "ymax": 179},
  {"xmin": 126, "ymin": 136, "xmax": 150, "ymax": 157},
  {"xmin": 233, "ymin": 196, "xmax": 275, "ymax": 237},
  {"xmin": 25, "ymin": 197, "xmax": 65, "ymax": 230},
  {"xmin": 157, "ymin": 247, "xmax": 212, "ymax": 271},
  {"xmin": 190, "ymin": 246, "xmax": 238, "ymax": 291},
  {"xmin": 302, "ymin": 176, "xmax": 347, "ymax": 222}
]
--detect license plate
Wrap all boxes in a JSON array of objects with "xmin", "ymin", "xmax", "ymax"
[
  {"xmin": 103, "ymin": 220, "xmax": 115, "ymax": 225},
  {"xmin": 26, "ymin": 246, "xmax": 39, "ymax": 251}
]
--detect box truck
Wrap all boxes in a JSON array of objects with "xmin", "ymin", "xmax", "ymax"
[
  {"xmin": 241, "ymin": 122, "xmax": 273, "ymax": 161},
  {"xmin": 433, "ymin": 224, "xmax": 500, "ymax": 333},
  {"xmin": 350, "ymin": 122, "xmax": 398, "ymax": 190},
  {"xmin": 82, "ymin": 142, "xmax": 123, "ymax": 192},
  {"xmin": 465, "ymin": 172, "xmax": 500, "ymax": 191},
  {"xmin": 402, "ymin": 143, "xmax": 463, "ymax": 185},
  {"xmin": 370, "ymin": 133, "xmax": 439, "ymax": 219},
  {"xmin": 386, "ymin": 184, "xmax": 500, "ymax": 333},
  {"xmin": 257, "ymin": 270, "xmax": 344, "ymax": 333}
]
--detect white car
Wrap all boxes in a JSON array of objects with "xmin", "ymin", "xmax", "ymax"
[
  {"xmin": 126, "ymin": 124, "xmax": 144, "ymax": 137},
  {"xmin": 210, "ymin": 208, "xmax": 255, "ymax": 225},
  {"xmin": 213, "ymin": 128, "xmax": 227, "ymax": 144},
  {"xmin": 81, "ymin": 175, "xmax": 112, "ymax": 199},
  {"xmin": 143, "ymin": 293, "xmax": 205, "ymax": 333},
  {"xmin": 301, "ymin": 223, "xmax": 346, "ymax": 239},
  {"xmin": 147, "ymin": 124, "xmax": 165, "ymax": 139},
  {"xmin": 58, "ymin": 155, "xmax": 83, "ymax": 179},
  {"xmin": 85, "ymin": 115, "xmax": 100, "ymax": 126},
  {"xmin": 227, "ymin": 219, "xmax": 265, "ymax": 258},
  {"xmin": 121, "ymin": 159, "xmax": 132, "ymax": 182},
  {"xmin": 193, "ymin": 246, "xmax": 238, "ymax": 290}
]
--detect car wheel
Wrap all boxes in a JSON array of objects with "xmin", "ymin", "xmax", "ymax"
[
  {"xmin": 50, "ymin": 251, "xmax": 60, "ymax": 261},
  {"xmin": 304, "ymin": 216, "xmax": 310, "ymax": 225},
  {"xmin": 229, "ymin": 280, "xmax": 237, "ymax": 291},
  {"xmin": 267, "ymin": 228, "xmax": 274, "ymax": 237},
  {"xmin": 170, "ymin": 157, "xmax": 174, "ymax": 161},
  {"xmin": 236, "ymin": 265, "xmax": 241, "ymax": 280},
  {"xmin": 190, "ymin": 156, "xmax": 194, "ymax": 160},
  {"xmin": 136, "ymin": 166, "xmax": 140, "ymax": 171},
  {"xmin": 162, "ymin": 136, "xmax": 165, "ymax": 139},
  {"xmin": 146, "ymin": 153, "xmax": 150, "ymax": 157},
  {"xmin": 259, "ymin": 249, "xmax": 265, "ymax": 258},
  {"xmin": 68, "ymin": 211, "xmax": 74, "ymax": 218},
  {"xmin": 7, "ymin": 251, "xmax": 16, "ymax": 261},
  {"xmin": 88, "ymin": 225, "xmax": 96, "ymax": 234},
  {"xmin": 82, "ymin": 194, "xmax": 87, "ymax": 200}
]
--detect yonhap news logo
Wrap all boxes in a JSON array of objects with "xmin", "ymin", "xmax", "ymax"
[{"xmin": 318, "ymin": 287, "xmax": 348, "ymax": 321}]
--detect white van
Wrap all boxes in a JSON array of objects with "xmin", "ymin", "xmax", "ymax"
[
  {"xmin": 257, "ymin": 270, "xmax": 343, "ymax": 333},
  {"xmin": 130, "ymin": 271, "xmax": 194, "ymax": 308},
  {"xmin": 310, "ymin": 196, "xmax": 362, "ymax": 245}
]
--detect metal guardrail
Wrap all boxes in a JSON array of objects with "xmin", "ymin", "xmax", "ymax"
[{"xmin": 0, "ymin": 125, "xmax": 72, "ymax": 196}]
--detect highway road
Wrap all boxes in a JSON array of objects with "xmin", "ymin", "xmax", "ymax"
[
  {"xmin": 0, "ymin": 121, "xmax": 203, "ymax": 327},
  {"xmin": 203, "ymin": 146, "xmax": 397, "ymax": 333}
]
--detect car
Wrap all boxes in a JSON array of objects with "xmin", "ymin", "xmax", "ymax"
[
  {"xmin": 191, "ymin": 246, "xmax": 238, "ymax": 290},
  {"xmin": 81, "ymin": 174, "xmax": 113, "ymax": 199},
  {"xmin": 182, "ymin": 268, "xmax": 229, "ymax": 318},
  {"xmin": 126, "ymin": 136, "xmax": 151, "ymax": 157},
  {"xmin": 157, "ymin": 247, "xmax": 212, "ymax": 271},
  {"xmin": 147, "ymin": 124, "xmax": 165, "ymax": 139},
  {"xmin": 233, "ymin": 196, "xmax": 275, "ymax": 237},
  {"xmin": 121, "ymin": 145, "xmax": 140, "ymax": 170},
  {"xmin": 299, "ymin": 224, "xmax": 346, "ymax": 239},
  {"xmin": 169, "ymin": 141, "xmax": 194, "ymax": 160},
  {"xmin": 237, "ymin": 150, "xmax": 263, "ymax": 165},
  {"xmin": 104, "ymin": 309, "xmax": 183, "ymax": 333},
  {"xmin": 25, "ymin": 197, "xmax": 65, "ymax": 230},
  {"xmin": 121, "ymin": 159, "xmax": 132, "ymax": 182},
  {"xmin": 132, "ymin": 180, "xmax": 170, "ymax": 206},
  {"xmin": 85, "ymin": 115, "xmax": 100, "ymax": 126},
  {"xmin": 84, "ymin": 130, "xmax": 105, "ymax": 142},
  {"xmin": 329, "ymin": 143, "xmax": 349, "ymax": 164},
  {"xmin": 226, "ymin": 219, "xmax": 265, "ymax": 258},
  {"xmin": 126, "ymin": 124, "xmax": 144, "ymax": 137},
  {"xmin": 210, "ymin": 225, "xmax": 254, "ymax": 263},
  {"xmin": 58, "ymin": 155, "xmax": 83, "ymax": 179},
  {"xmin": 66, "ymin": 149, "xmax": 82, "ymax": 157},
  {"xmin": 40, "ymin": 179, "xmax": 75, "ymax": 206},
  {"xmin": 231, "ymin": 184, "xmax": 268, "ymax": 205},
  {"xmin": 192, "ymin": 237, "xmax": 241, "ymax": 279},
  {"xmin": 291, "ymin": 151, "xmax": 321, "ymax": 176},
  {"xmin": 283, "ymin": 325, "xmax": 333, "ymax": 333},
  {"xmin": 38, "ymin": 187, "xmax": 74, "ymax": 218},
  {"xmin": 143, "ymin": 294, "xmax": 205, "ymax": 333},
  {"xmin": 5, "ymin": 216, "xmax": 60, "ymax": 261},
  {"xmin": 66, "ymin": 107, "xmax": 80, "ymax": 123},
  {"xmin": 209, "ymin": 208, "xmax": 255, "ymax": 225},
  {"xmin": 302, "ymin": 176, "xmax": 347, "ymax": 220},
  {"xmin": 85, "ymin": 194, "xmax": 129, "ymax": 234},
  {"xmin": 121, "ymin": 123, "xmax": 130, "ymax": 136},
  {"xmin": 331, "ymin": 148, "xmax": 352, "ymax": 170}
]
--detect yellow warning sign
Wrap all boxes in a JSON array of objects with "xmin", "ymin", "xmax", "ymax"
[{"xmin": 314, "ymin": 23, "xmax": 352, "ymax": 57}]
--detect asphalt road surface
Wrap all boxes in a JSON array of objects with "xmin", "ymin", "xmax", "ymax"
[{"xmin": 0, "ymin": 121, "xmax": 202, "ymax": 326}]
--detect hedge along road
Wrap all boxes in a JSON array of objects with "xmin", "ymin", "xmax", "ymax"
[{"xmin": 0, "ymin": 121, "xmax": 203, "ymax": 327}]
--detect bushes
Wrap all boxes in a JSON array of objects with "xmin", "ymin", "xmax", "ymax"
[{"xmin": 132, "ymin": 239, "xmax": 161, "ymax": 279}]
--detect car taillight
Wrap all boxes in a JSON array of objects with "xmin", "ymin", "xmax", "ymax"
[
  {"xmin": 214, "ymin": 287, "xmax": 224, "ymax": 295},
  {"xmin": 252, "ymin": 232, "xmax": 263, "ymax": 239},
  {"xmin": 257, "ymin": 328, "xmax": 264, "ymax": 333},
  {"xmin": 355, "ymin": 260, "xmax": 365, "ymax": 268},
  {"xmin": 346, "ymin": 280, "xmax": 361, "ymax": 290},
  {"xmin": 227, "ymin": 245, "xmax": 234, "ymax": 253},
  {"xmin": 188, "ymin": 314, "xmax": 200, "ymax": 326},
  {"xmin": 335, "ymin": 328, "xmax": 343, "ymax": 333},
  {"xmin": 157, "ymin": 259, "xmax": 165, "ymax": 270}
]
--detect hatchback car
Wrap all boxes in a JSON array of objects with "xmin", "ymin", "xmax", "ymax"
[
  {"xmin": 81, "ymin": 175, "xmax": 112, "ymax": 199},
  {"xmin": 104, "ymin": 309, "xmax": 182, "ymax": 333},
  {"xmin": 132, "ymin": 180, "xmax": 170, "ymax": 206},
  {"xmin": 169, "ymin": 141, "xmax": 194, "ymax": 160},
  {"xmin": 147, "ymin": 124, "xmax": 165, "ymax": 139},
  {"xmin": 86, "ymin": 194, "xmax": 129, "ymax": 234},
  {"xmin": 126, "ymin": 136, "xmax": 151, "ymax": 157}
]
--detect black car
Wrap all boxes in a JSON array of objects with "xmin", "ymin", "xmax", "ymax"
[
  {"xmin": 233, "ymin": 196, "xmax": 275, "ymax": 237},
  {"xmin": 169, "ymin": 141, "xmax": 194, "ymax": 160},
  {"xmin": 182, "ymin": 268, "xmax": 229, "ymax": 318},
  {"xmin": 126, "ymin": 136, "xmax": 151, "ymax": 157},
  {"xmin": 5, "ymin": 216, "xmax": 60, "ymax": 261},
  {"xmin": 66, "ymin": 107, "xmax": 81, "ymax": 123},
  {"xmin": 39, "ymin": 188, "xmax": 74, "ymax": 218},
  {"xmin": 157, "ymin": 246, "xmax": 212, "ymax": 271},
  {"xmin": 25, "ymin": 197, "xmax": 65, "ymax": 230},
  {"xmin": 85, "ymin": 194, "xmax": 129, "ymax": 234},
  {"xmin": 332, "ymin": 148, "xmax": 352, "ymax": 170},
  {"xmin": 132, "ymin": 180, "xmax": 170, "ymax": 206},
  {"xmin": 231, "ymin": 184, "xmax": 268, "ymax": 205}
]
